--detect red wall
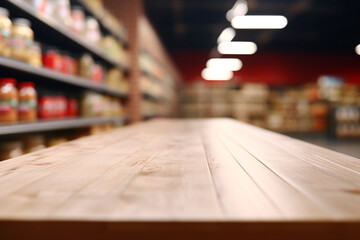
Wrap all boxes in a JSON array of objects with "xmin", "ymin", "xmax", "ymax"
[{"xmin": 171, "ymin": 51, "xmax": 360, "ymax": 86}]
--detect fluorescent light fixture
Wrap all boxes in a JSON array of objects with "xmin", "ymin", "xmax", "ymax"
[
  {"xmin": 232, "ymin": 15, "xmax": 288, "ymax": 29},
  {"xmin": 356, "ymin": 44, "xmax": 360, "ymax": 55},
  {"xmin": 217, "ymin": 27, "xmax": 236, "ymax": 44},
  {"xmin": 226, "ymin": 0, "xmax": 248, "ymax": 22},
  {"xmin": 217, "ymin": 41, "xmax": 257, "ymax": 55},
  {"xmin": 206, "ymin": 58, "xmax": 243, "ymax": 71},
  {"xmin": 201, "ymin": 68, "xmax": 233, "ymax": 81}
]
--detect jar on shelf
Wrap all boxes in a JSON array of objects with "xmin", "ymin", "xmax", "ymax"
[
  {"xmin": 38, "ymin": 92, "xmax": 54, "ymax": 119},
  {"xmin": 0, "ymin": 7, "xmax": 12, "ymax": 57},
  {"xmin": 0, "ymin": 141, "xmax": 23, "ymax": 161},
  {"xmin": 28, "ymin": 41, "xmax": 42, "ymax": 67},
  {"xmin": 18, "ymin": 82, "xmax": 37, "ymax": 122},
  {"xmin": 91, "ymin": 62, "xmax": 105, "ymax": 83},
  {"xmin": 71, "ymin": 6, "xmax": 85, "ymax": 35},
  {"xmin": 10, "ymin": 18, "xmax": 34, "ymax": 62},
  {"xmin": 85, "ymin": 17, "xmax": 101, "ymax": 44},
  {"xmin": 66, "ymin": 97, "xmax": 78, "ymax": 117},
  {"xmin": 53, "ymin": 0, "xmax": 72, "ymax": 27},
  {"xmin": 42, "ymin": 47, "xmax": 62, "ymax": 71},
  {"xmin": 79, "ymin": 54, "xmax": 94, "ymax": 79},
  {"xmin": 0, "ymin": 78, "xmax": 18, "ymax": 123},
  {"xmin": 30, "ymin": 0, "xmax": 54, "ymax": 16}
]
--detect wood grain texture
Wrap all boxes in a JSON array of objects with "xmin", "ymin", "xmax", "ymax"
[{"xmin": 0, "ymin": 118, "xmax": 359, "ymax": 239}]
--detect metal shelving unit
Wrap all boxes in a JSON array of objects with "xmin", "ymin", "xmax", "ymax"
[
  {"xmin": 0, "ymin": 117, "xmax": 126, "ymax": 135},
  {"xmin": 0, "ymin": 0, "xmax": 130, "ymax": 136},
  {"xmin": 4, "ymin": 0, "xmax": 129, "ymax": 71},
  {"xmin": 0, "ymin": 57, "xmax": 128, "ymax": 98}
]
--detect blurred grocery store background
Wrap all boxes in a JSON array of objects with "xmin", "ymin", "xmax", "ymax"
[{"xmin": 0, "ymin": 0, "xmax": 359, "ymax": 161}]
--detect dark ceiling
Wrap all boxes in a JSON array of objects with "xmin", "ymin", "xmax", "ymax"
[{"xmin": 144, "ymin": 0, "xmax": 360, "ymax": 53}]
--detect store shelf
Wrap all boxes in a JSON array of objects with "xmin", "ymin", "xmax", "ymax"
[
  {"xmin": 74, "ymin": 0, "xmax": 129, "ymax": 48},
  {"xmin": 141, "ymin": 69, "xmax": 163, "ymax": 83},
  {"xmin": 0, "ymin": 117, "xmax": 126, "ymax": 135},
  {"xmin": 142, "ymin": 92, "xmax": 168, "ymax": 102},
  {"xmin": 4, "ymin": 0, "xmax": 129, "ymax": 71},
  {"xmin": 0, "ymin": 57, "xmax": 128, "ymax": 98}
]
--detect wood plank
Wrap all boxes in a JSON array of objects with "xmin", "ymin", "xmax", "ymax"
[
  {"xmin": 200, "ymin": 122, "xmax": 281, "ymax": 219},
  {"xmin": 0, "ymin": 118, "xmax": 359, "ymax": 239},
  {"xmin": 109, "ymin": 120, "xmax": 223, "ymax": 220},
  {"xmin": 220, "ymin": 119, "xmax": 360, "ymax": 219}
]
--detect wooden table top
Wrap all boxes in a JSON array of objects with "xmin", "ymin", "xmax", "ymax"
[{"xmin": 0, "ymin": 119, "xmax": 360, "ymax": 240}]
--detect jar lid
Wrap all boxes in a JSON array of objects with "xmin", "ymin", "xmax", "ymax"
[
  {"xmin": 13, "ymin": 18, "xmax": 31, "ymax": 27},
  {"xmin": 86, "ymin": 17, "xmax": 99, "ymax": 28},
  {"xmin": 0, "ymin": 7, "xmax": 9, "ymax": 17},
  {"xmin": 0, "ymin": 78, "xmax": 16, "ymax": 86},
  {"xmin": 18, "ymin": 82, "xmax": 35, "ymax": 89}
]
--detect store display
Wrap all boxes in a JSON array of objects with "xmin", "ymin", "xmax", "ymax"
[
  {"xmin": 0, "ymin": 78, "xmax": 18, "ymax": 123},
  {"xmin": 10, "ymin": 18, "xmax": 33, "ymax": 62},
  {"xmin": 18, "ymin": 82, "xmax": 37, "ymax": 122},
  {"xmin": 0, "ymin": 7, "xmax": 12, "ymax": 57},
  {"xmin": 81, "ymin": 92, "xmax": 124, "ymax": 118}
]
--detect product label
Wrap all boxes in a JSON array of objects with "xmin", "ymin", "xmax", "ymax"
[
  {"xmin": 0, "ymin": 99, "xmax": 17, "ymax": 113},
  {"xmin": 9, "ymin": 36, "xmax": 27, "ymax": 49},
  {"xmin": 0, "ymin": 28, "xmax": 10, "ymax": 42},
  {"xmin": 18, "ymin": 99, "xmax": 37, "ymax": 113}
]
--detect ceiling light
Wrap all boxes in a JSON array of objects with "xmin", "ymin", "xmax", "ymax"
[
  {"xmin": 201, "ymin": 68, "xmax": 233, "ymax": 81},
  {"xmin": 206, "ymin": 58, "xmax": 243, "ymax": 71},
  {"xmin": 217, "ymin": 27, "xmax": 236, "ymax": 44},
  {"xmin": 226, "ymin": 0, "xmax": 248, "ymax": 22},
  {"xmin": 232, "ymin": 15, "xmax": 288, "ymax": 29},
  {"xmin": 355, "ymin": 44, "xmax": 360, "ymax": 55},
  {"xmin": 217, "ymin": 41, "xmax": 257, "ymax": 55}
]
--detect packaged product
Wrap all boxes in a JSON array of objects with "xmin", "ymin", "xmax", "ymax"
[
  {"xmin": 10, "ymin": 18, "xmax": 34, "ymax": 62},
  {"xmin": 18, "ymin": 82, "xmax": 37, "ymax": 122},
  {"xmin": 0, "ymin": 7, "xmax": 12, "ymax": 57},
  {"xmin": 0, "ymin": 78, "xmax": 18, "ymax": 123}
]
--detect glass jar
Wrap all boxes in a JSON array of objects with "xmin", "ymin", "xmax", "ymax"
[
  {"xmin": 79, "ymin": 54, "xmax": 94, "ymax": 79},
  {"xmin": 91, "ymin": 62, "xmax": 104, "ymax": 83},
  {"xmin": 0, "ymin": 78, "xmax": 18, "ymax": 123},
  {"xmin": 85, "ymin": 17, "xmax": 101, "ymax": 44},
  {"xmin": 53, "ymin": 0, "xmax": 71, "ymax": 26},
  {"xmin": 10, "ymin": 18, "xmax": 34, "ymax": 62},
  {"xmin": 42, "ymin": 47, "xmax": 62, "ymax": 71},
  {"xmin": 28, "ymin": 41, "xmax": 42, "ymax": 67},
  {"xmin": 0, "ymin": 141, "xmax": 23, "ymax": 161},
  {"xmin": 71, "ymin": 6, "xmax": 85, "ymax": 34},
  {"xmin": 18, "ymin": 82, "xmax": 37, "ymax": 122},
  {"xmin": 0, "ymin": 7, "xmax": 12, "ymax": 57}
]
